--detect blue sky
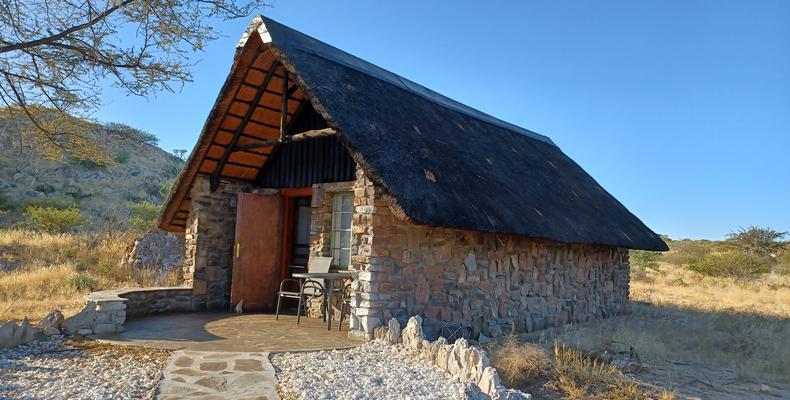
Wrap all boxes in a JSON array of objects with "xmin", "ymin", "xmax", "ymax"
[{"xmin": 93, "ymin": 1, "xmax": 790, "ymax": 240}]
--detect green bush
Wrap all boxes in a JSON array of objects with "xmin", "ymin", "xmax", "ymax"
[
  {"xmin": 64, "ymin": 272, "xmax": 97, "ymax": 291},
  {"xmin": 629, "ymin": 250, "xmax": 662, "ymax": 280},
  {"xmin": 128, "ymin": 201, "xmax": 160, "ymax": 232},
  {"xmin": 64, "ymin": 186, "xmax": 92, "ymax": 203},
  {"xmin": 159, "ymin": 178, "xmax": 175, "ymax": 198},
  {"xmin": 23, "ymin": 197, "xmax": 73, "ymax": 210},
  {"xmin": 688, "ymin": 251, "xmax": 771, "ymax": 278},
  {"xmin": 0, "ymin": 188, "xmax": 16, "ymax": 211},
  {"xmin": 34, "ymin": 183, "xmax": 56, "ymax": 195},
  {"xmin": 25, "ymin": 206, "xmax": 86, "ymax": 234},
  {"xmin": 114, "ymin": 150, "xmax": 131, "ymax": 164},
  {"xmin": 105, "ymin": 122, "xmax": 159, "ymax": 146},
  {"xmin": 726, "ymin": 226, "xmax": 787, "ymax": 259},
  {"xmin": 663, "ymin": 239, "xmax": 713, "ymax": 266}
]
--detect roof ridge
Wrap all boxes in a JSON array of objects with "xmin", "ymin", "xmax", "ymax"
[{"xmin": 242, "ymin": 15, "xmax": 556, "ymax": 147}]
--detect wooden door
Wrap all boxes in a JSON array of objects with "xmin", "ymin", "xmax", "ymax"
[{"xmin": 230, "ymin": 193, "xmax": 283, "ymax": 311}]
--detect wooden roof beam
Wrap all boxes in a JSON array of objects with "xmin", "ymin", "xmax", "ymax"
[
  {"xmin": 233, "ymin": 128, "xmax": 337, "ymax": 151},
  {"xmin": 210, "ymin": 59, "xmax": 281, "ymax": 191}
]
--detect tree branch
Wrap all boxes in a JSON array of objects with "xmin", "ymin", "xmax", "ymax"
[{"xmin": 0, "ymin": 0, "xmax": 134, "ymax": 54}]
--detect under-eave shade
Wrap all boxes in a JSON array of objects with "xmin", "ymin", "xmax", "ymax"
[{"xmin": 160, "ymin": 15, "xmax": 668, "ymax": 252}]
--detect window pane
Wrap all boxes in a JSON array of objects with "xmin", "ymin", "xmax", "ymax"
[
  {"xmin": 332, "ymin": 214, "xmax": 341, "ymax": 229},
  {"xmin": 339, "ymin": 250, "xmax": 350, "ymax": 267},
  {"xmin": 340, "ymin": 213, "xmax": 352, "ymax": 229},
  {"xmin": 342, "ymin": 194, "xmax": 354, "ymax": 211},
  {"xmin": 340, "ymin": 231, "xmax": 351, "ymax": 247},
  {"xmin": 332, "ymin": 231, "xmax": 341, "ymax": 247}
]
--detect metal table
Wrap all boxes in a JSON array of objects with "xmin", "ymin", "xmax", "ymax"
[{"xmin": 292, "ymin": 271, "xmax": 353, "ymax": 330}]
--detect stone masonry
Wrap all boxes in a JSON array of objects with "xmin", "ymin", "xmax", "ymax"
[
  {"xmin": 183, "ymin": 167, "xmax": 631, "ymax": 339},
  {"xmin": 347, "ymin": 167, "xmax": 631, "ymax": 339},
  {"xmin": 184, "ymin": 175, "xmax": 249, "ymax": 310}
]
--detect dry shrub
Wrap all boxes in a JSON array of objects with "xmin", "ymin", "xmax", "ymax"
[
  {"xmin": 0, "ymin": 228, "xmax": 180, "ymax": 322},
  {"xmin": 489, "ymin": 336, "xmax": 673, "ymax": 400},
  {"xmin": 489, "ymin": 335, "xmax": 551, "ymax": 388},
  {"xmin": 549, "ymin": 342, "xmax": 674, "ymax": 400}
]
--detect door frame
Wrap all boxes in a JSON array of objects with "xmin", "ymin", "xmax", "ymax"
[{"xmin": 279, "ymin": 187, "xmax": 314, "ymax": 281}]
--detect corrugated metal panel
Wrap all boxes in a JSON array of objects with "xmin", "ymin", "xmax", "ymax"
[{"xmin": 257, "ymin": 136, "xmax": 356, "ymax": 187}]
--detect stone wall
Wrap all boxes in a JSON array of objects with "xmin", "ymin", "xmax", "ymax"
[
  {"xmin": 122, "ymin": 229, "xmax": 185, "ymax": 273},
  {"xmin": 185, "ymin": 175, "xmax": 356, "ymax": 312},
  {"xmin": 184, "ymin": 175, "xmax": 249, "ymax": 310},
  {"xmin": 348, "ymin": 169, "xmax": 631, "ymax": 340},
  {"xmin": 62, "ymin": 287, "xmax": 196, "ymax": 336}
]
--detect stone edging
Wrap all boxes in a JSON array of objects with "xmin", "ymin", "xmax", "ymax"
[
  {"xmin": 62, "ymin": 287, "xmax": 193, "ymax": 336},
  {"xmin": 375, "ymin": 315, "xmax": 531, "ymax": 400}
]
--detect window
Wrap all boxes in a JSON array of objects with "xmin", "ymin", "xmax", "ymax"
[{"xmin": 330, "ymin": 193, "xmax": 354, "ymax": 269}]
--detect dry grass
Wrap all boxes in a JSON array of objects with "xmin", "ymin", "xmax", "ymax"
[
  {"xmin": 489, "ymin": 337, "xmax": 675, "ymax": 400},
  {"xmin": 549, "ymin": 273, "xmax": 790, "ymax": 384},
  {"xmin": 632, "ymin": 262, "xmax": 790, "ymax": 318},
  {"xmin": 490, "ymin": 262, "xmax": 790, "ymax": 398},
  {"xmin": 0, "ymin": 229, "xmax": 179, "ymax": 322}
]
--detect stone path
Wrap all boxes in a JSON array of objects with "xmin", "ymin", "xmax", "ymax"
[{"xmin": 157, "ymin": 350, "xmax": 280, "ymax": 400}]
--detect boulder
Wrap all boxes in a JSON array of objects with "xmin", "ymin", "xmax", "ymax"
[
  {"xmin": 436, "ymin": 343, "xmax": 453, "ymax": 371},
  {"xmin": 0, "ymin": 318, "xmax": 40, "ymax": 349},
  {"xmin": 121, "ymin": 229, "xmax": 185, "ymax": 272},
  {"xmin": 0, "ymin": 321, "xmax": 16, "ymax": 348},
  {"xmin": 63, "ymin": 301, "xmax": 97, "ymax": 334},
  {"xmin": 385, "ymin": 318, "xmax": 401, "ymax": 345},
  {"xmin": 462, "ymin": 346, "xmax": 489, "ymax": 383},
  {"xmin": 494, "ymin": 388, "xmax": 532, "ymax": 400},
  {"xmin": 402, "ymin": 315, "xmax": 424, "ymax": 349},
  {"xmin": 426, "ymin": 336, "xmax": 447, "ymax": 364},
  {"xmin": 447, "ymin": 338, "xmax": 469, "ymax": 376},
  {"xmin": 35, "ymin": 310, "xmax": 64, "ymax": 336},
  {"xmin": 478, "ymin": 367, "xmax": 501, "ymax": 396}
]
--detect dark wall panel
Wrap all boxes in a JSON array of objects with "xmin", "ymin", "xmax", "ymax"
[{"xmin": 257, "ymin": 136, "xmax": 356, "ymax": 188}]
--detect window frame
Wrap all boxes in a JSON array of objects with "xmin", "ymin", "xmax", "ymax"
[{"xmin": 329, "ymin": 192, "xmax": 354, "ymax": 269}]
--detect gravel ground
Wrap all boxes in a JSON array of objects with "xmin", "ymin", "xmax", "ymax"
[
  {"xmin": 271, "ymin": 341, "xmax": 471, "ymax": 400},
  {"xmin": 0, "ymin": 336, "xmax": 171, "ymax": 400}
]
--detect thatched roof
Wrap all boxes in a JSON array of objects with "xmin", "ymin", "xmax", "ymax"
[{"xmin": 159, "ymin": 15, "xmax": 667, "ymax": 251}]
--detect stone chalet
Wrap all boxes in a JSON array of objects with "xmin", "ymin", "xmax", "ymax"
[{"xmin": 158, "ymin": 16, "xmax": 667, "ymax": 340}]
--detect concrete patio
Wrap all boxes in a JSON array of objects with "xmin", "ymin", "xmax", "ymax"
[{"xmin": 96, "ymin": 312, "xmax": 365, "ymax": 352}]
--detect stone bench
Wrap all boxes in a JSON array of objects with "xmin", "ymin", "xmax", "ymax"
[{"xmin": 63, "ymin": 287, "xmax": 195, "ymax": 335}]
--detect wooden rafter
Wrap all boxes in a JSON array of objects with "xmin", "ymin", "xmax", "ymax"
[
  {"xmin": 234, "ymin": 128, "xmax": 337, "ymax": 151},
  {"xmin": 252, "ymin": 97, "xmax": 309, "ymax": 185},
  {"xmin": 210, "ymin": 59, "xmax": 281, "ymax": 191},
  {"xmin": 279, "ymin": 69, "xmax": 289, "ymax": 141}
]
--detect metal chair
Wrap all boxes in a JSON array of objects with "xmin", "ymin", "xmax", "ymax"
[
  {"xmin": 274, "ymin": 256, "xmax": 333, "ymax": 324},
  {"xmin": 337, "ymin": 281, "xmax": 352, "ymax": 331}
]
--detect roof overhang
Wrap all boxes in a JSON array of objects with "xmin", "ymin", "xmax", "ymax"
[{"xmin": 158, "ymin": 30, "xmax": 310, "ymax": 231}]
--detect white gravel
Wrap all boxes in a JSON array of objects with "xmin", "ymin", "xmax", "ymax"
[
  {"xmin": 0, "ymin": 336, "xmax": 171, "ymax": 400},
  {"xmin": 271, "ymin": 341, "xmax": 471, "ymax": 400}
]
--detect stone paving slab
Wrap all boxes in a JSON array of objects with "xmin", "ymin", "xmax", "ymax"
[
  {"xmin": 157, "ymin": 350, "xmax": 280, "ymax": 400},
  {"xmin": 97, "ymin": 313, "xmax": 364, "ymax": 352}
]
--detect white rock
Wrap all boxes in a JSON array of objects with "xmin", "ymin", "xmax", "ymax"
[
  {"xmin": 385, "ymin": 318, "xmax": 401, "ymax": 345},
  {"xmin": 462, "ymin": 346, "xmax": 489, "ymax": 383},
  {"xmin": 494, "ymin": 387, "xmax": 532, "ymax": 400},
  {"xmin": 448, "ymin": 338, "xmax": 469, "ymax": 377},
  {"xmin": 478, "ymin": 366, "xmax": 501, "ymax": 396},
  {"xmin": 36, "ymin": 310, "xmax": 64, "ymax": 336},
  {"xmin": 0, "ymin": 321, "xmax": 16, "ymax": 349},
  {"xmin": 63, "ymin": 301, "xmax": 97, "ymax": 334},
  {"xmin": 271, "ymin": 340, "xmax": 470, "ymax": 400},
  {"xmin": 402, "ymin": 315, "xmax": 424, "ymax": 349},
  {"xmin": 436, "ymin": 343, "xmax": 453, "ymax": 371}
]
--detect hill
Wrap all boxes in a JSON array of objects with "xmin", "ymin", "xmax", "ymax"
[{"xmin": 0, "ymin": 113, "xmax": 184, "ymax": 231}]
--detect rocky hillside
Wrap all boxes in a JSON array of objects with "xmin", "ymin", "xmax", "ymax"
[{"xmin": 0, "ymin": 113, "xmax": 184, "ymax": 231}]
